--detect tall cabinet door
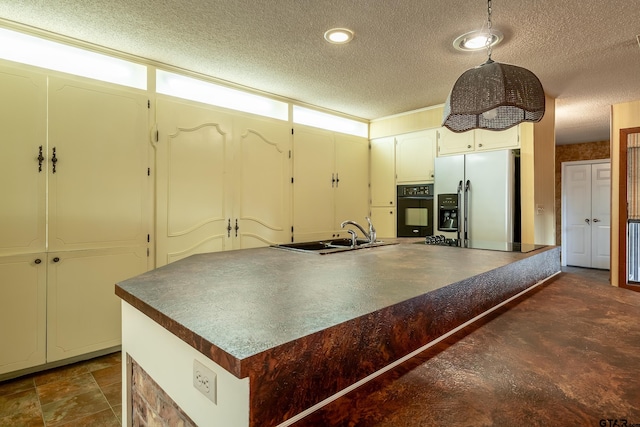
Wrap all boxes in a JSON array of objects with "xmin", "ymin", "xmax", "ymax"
[
  {"xmin": 155, "ymin": 97, "xmax": 233, "ymax": 266},
  {"xmin": 293, "ymin": 126, "xmax": 335, "ymax": 241},
  {"xmin": 0, "ymin": 253, "xmax": 46, "ymax": 375},
  {"xmin": 47, "ymin": 76, "xmax": 149, "ymax": 252},
  {"xmin": 335, "ymin": 134, "xmax": 369, "ymax": 229},
  {"xmin": 0, "ymin": 65, "xmax": 46, "ymax": 256},
  {"xmin": 233, "ymin": 116, "xmax": 292, "ymax": 249}
]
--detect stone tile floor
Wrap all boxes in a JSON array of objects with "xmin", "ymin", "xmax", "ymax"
[{"xmin": 0, "ymin": 352, "xmax": 121, "ymax": 426}]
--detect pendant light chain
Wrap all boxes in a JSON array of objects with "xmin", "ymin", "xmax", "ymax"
[{"xmin": 486, "ymin": 0, "xmax": 493, "ymax": 60}]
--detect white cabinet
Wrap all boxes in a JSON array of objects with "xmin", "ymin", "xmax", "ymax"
[
  {"xmin": 370, "ymin": 137, "xmax": 396, "ymax": 238},
  {"xmin": 155, "ymin": 96, "xmax": 292, "ymax": 266},
  {"xmin": 395, "ymin": 129, "xmax": 437, "ymax": 183},
  {"xmin": 46, "ymin": 248, "xmax": 147, "ymax": 362},
  {"xmin": 437, "ymin": 126, "xmax": 519, "ymax": 156},
  {"xmin": 0, "ymin": 63, "xmax": 151, "ymax": 373},
  {"xmin": 293, "ymin": 125, "xmax": 369, "ymax": 242},
  {"xmin": 0, "ymin": 65, "xmax": 47, "ymax": 257},
  {"xmin": 0, "ymin": 254, "xmax": 46, "ymax": 375}
]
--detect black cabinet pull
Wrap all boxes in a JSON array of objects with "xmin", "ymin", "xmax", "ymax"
[
  {"xmin": 34, "ymin": 258, "xmax": 42, "ymax": 264},
  {"xmin": 53, "ymin": 257, "xmax": 60, "ymax": 263},
  {"xmin": 234, "ymin": 219, "xmax": 239, "ymax": 237},
  {"xmin": 227, "ymin": 219, "xmax": 232, "ymax": 237},
  {"xmin": 37, "ymin": 146, "xmax": 44, "ymax": 172},
  {"xmin": 51, "ymin": 147, "xmax": 58, "ymax": 173}
]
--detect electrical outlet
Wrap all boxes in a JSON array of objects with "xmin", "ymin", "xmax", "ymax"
[{"xmin": 193, "ymin": 359, "xmax": 217, "ymax": 404}]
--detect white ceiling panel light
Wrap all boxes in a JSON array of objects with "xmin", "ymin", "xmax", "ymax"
[{"xmin": 324, "ymin": 28, "xmax": 354, "ymax": 44}]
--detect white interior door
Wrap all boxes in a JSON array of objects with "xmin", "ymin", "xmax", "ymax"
[
  {"xmin": 563, "ymin": 161, "xmax": 610, "ymax": 269},
  {"xmin": 590, "ymin": 163, "xmax": 611, "ymax": 269}
]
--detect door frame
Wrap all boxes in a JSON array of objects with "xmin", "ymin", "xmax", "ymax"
[
  {"xmin": 561, "ymin": 158, "xmax": 611, "ymax": 267},
  {"xmin": 618, "ymin": 127, "xmax": 640, "ymax": 290}
]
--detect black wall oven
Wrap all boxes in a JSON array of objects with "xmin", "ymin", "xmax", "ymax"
[{"xmin": 397, "ymin": 184, "xmax": 434, "ymax": 237}]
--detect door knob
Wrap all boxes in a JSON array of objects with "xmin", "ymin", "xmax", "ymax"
[
  {"xmin": 593, "ymin": 218, "xmax": 600, "ymax": 223},
  {"xmin": 585, "ymin": 218, "xmax": 590, "ymax": 225}
]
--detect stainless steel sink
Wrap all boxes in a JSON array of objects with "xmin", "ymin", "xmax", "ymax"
[{"xmin": 272, "ymin": 239, "xmax": 395, "ymax": 254}]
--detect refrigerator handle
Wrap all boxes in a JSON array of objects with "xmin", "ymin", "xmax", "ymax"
[
  {"xmin": 464, "ymin": 179, "xmax": 470, "ymax": 245},
  {"xmin": 457, "ymin": 180, "xmax": 463, "ymax": 243}
]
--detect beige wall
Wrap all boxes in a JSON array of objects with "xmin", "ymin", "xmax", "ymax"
[{"xmin": 555, "ymin": 141, "xmax": 610, "ymax": 245}]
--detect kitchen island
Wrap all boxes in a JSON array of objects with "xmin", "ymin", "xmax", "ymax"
[{"xmin": 115, "ymin": 242, "xmax": 560, "ymax": 426}]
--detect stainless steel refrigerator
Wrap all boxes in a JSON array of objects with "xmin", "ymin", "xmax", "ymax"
[{"xmin": 434, "ymin": 149, "xmax": 520, "ymax": 245}]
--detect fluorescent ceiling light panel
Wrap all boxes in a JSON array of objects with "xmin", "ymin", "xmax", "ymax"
[
  {"xmin": 156, "ymin": 70, "xmax": 288, "ymax": 121},
  {"xmin": 293, "ymin": 106, "xmax": 367, "ymax": 137},
  {"xmin": 0, "ymin": 27, "xmax": 146, "ymax": 89}
]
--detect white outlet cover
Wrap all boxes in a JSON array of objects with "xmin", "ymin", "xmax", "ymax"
[{"xmin": 193, "ymin": 359, "xmax": 217, "ymax": 404}]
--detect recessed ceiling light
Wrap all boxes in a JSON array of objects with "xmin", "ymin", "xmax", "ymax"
[
  {"xmin": 453, "ymin": 29, "xmax": 503, "ymax": 52},
  {"xmin": 324, "ymin": 28, "xmax": 354, "ymax": 44}
]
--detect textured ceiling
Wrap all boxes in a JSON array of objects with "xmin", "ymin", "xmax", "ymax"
[{"xmin": 0, "ymin": 0, "xmax": 638, "ymax": 144}]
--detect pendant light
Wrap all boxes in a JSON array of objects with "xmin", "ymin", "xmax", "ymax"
[{"xmin": 442, "ymin": 0, "xmax": 545, "ymax": 132}]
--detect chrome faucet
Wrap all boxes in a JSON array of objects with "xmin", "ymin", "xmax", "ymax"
[{"xmin": 340, "ymin": 216, "xmax": 377, "ymax": 244}]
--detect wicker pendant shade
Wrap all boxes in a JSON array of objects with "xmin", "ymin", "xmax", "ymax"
[
  {"xmin": 442, "ymin": 0, "xmax": 545, "ymax": 133},
  {"xmin": 442, "ymin": 59, "xmax": 545, "ymax": 132}
]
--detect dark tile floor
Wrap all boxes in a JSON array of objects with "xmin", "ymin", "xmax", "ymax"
[{"xmin": 0, "ymin": 352, "xmax": 121, "ymax": 426}]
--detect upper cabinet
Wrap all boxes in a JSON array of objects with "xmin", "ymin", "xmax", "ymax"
[
  {"xmin": 293, "ymin": 125, "xmax": 369, "ymax": 242},
  {"xmin": 395, "ymin": 129, "xmax": 437, "ymax": 183},
  {"xmin": 155, "ymin": 96, "xmax": 292, "ymax": 266},
  {"xmin": 437, "ymin": 126, "xmax": 520, "ymax": 156}
]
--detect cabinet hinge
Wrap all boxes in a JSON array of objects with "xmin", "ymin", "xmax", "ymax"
[
  {"xmin": 291, "ymin": 226, "xmax": 294, "ymax": 233},
  {"xmin": 291, "ymin": 177, "xmax": 294, "ymax": 183},
  {"xmin": 289, "ymin": 150, "xmax": 291, "ymax": 159},
  {"xmin": 147, "ymin": 234, "xmax": 150, "ymax": 243},
  {"xmin": 147, "ymin": 248, "xmax": 150, "ymax": 257},
  {"xmin": 148, "ymin": 100, "xmax": 151, "ymax": 109},
  {"xmin": 155, "ymin": 130, "xmax": 159, "ymax": 142}
]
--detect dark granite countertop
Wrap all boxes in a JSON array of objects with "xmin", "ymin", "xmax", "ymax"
[{"xmin": 115, "ymin": 242, "xmax": 553, "ymax": 377}]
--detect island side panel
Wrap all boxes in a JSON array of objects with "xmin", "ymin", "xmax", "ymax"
[
  {"xmin": 121, "ymin": 301, "xmax": 250, "ymax": 427},
  {"xmin": 245, "ymin": 247, "xmax": 560, "ymax": 426}
]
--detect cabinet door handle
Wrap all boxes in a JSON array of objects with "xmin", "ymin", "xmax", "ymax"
[
  {"xmin": 37, "ymin": 146, "xmax": 45, "ymax": 172},
  {"xmin": 234, "ymin": 219, "xmax": 239, "ymax": 237},
  {"xmin": 331, "ymin": 173, "xmax": 335, "ymax": 188},
  {"xmin": 35, "ymin": 258, "xmax": 42, "ymax": 264},
  {"xmin": 227, "ymin": 219, "xmax": 232, "ymax": 237},
  {"xmin": 478, "ymin": 143, "xmax": 483, "ymax": 148},
  {"xmin": 467, "ymin": 145, "xmax": 472, "ymax": 149},
  {"xmin": 53, "ymin": 257, "xmax": 60, "ymax": 263},
  {"xmin": 593, "ymin": 218, "xmax": 600, "ymax": 223},
  {"xmin": 585, "ymin": 218, "xmax": 590, "ymax": 225},
  {"xmin": 335, "ymin": 173, "xmax": 339, "ymax": 188},
  {"xmin": 51, "ymin": 147, "xmax": 58, "ymax": 174}
]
